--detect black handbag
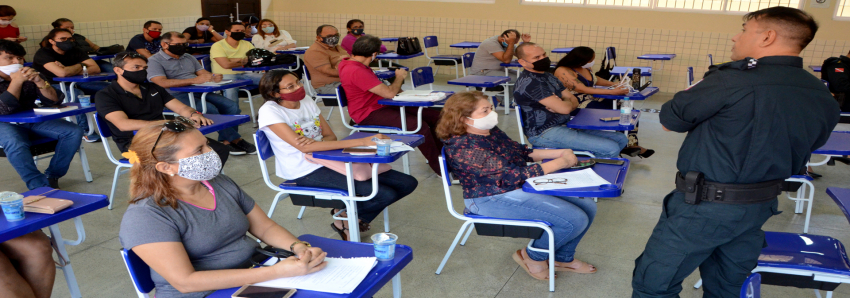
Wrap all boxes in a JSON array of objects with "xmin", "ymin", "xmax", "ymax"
[
  {"xmin": 94, "ymin": 44, "xmax": 125, "ymax": 56},
  {"xmin": 595, "ymin": 54, "xmax": 613, "ymax": 81},
  {"xmin": 396, "ymin": 37, "xmax": 422, "ymax": 55}
]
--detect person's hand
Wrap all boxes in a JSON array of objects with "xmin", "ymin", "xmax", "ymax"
[
  {"xmin": 239, "ymin": 57, "xmax": 249, "ymax": 66},
  {"xmin": 394, "ymin": 68, "xmax": 408, "ymax": 79},
  {"xmin": 559, "ymin": 149, "xmax": 578, "ymax": 168},
  {"xmin": 195, "ymin": 72, "xmax": 213, "ymax": 83},
  {"xmin": 359, "ymin": 133, "xmax": 386, "ymax": 146},
  {"xmin": 610, "ymin": 87, "xmax": 629, "ymax": 95},
  {"xmin": 3, "ymin": 37, "xmax": 16, "ymax": 42},
  {"xmin": 16, "ymin": 36, "xmax": 26, "ymax": 42},
  {"xmin": 284, "ymin": 44, "xmax": 297, "ymax": 50},
  {"xmin": 189, "ymin": 113, "xmax": 213, "ymax": 127},
  {"xmin": 521, "ymin": 33, "xmax": 531, "ymax": 43},
  {"xmin": 21, "ymin": 67, "xmax": 41, "ymax": 83},
  {"xmin": 271, "ymin": 250, "xmax": 327, "ymax": 278},
  {"xmin": 294, "ymin": 135, "xmax": 315, "ymax": 147},
  {"xmin": 292, "ymin": 244, "xmax": 325, "ymax": 261},
  {"xmin": 212, "ymin": 74, "xmax": 223, "ymax": 83},
  {"xmin": 208, "ymin": 25, "xmax": 215, "ymax": 32},
  {"xmin": 9, "ymin": 66, "xmax": 26, "ymax": 82}
]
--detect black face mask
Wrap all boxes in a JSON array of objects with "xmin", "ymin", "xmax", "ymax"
[
  {"xmin": 167, "ymin": 44, "xmax": 187, "ymax": 56},
  {"xmin": 229, "ymin": 32, "xmax": 246, "ymax": 40},
  {"xmin": 351, "ymin": 29, "xmax": 364, "ymax": 35},
  {"xmin": 120, "ymin": 69, "xmax": 148, "ymax": 84},
  {"xmin": 55, "ymin": 40, "xmax": 75, "ymax": 52},
  {"xmin": 529, "ymin": 57, "xmax": 551, "ymax": 72}
]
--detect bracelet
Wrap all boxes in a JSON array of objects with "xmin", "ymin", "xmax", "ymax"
[
  {"xmin": 194, "ymin": 110, "xmax": 203, "ymax": 115},
  {"xmin": 39, "ymin": 81, "xmax": 51, "ymax": 90},
  {"xmin": 290, "ymin": 241, "xmax": 311, "ymax": 252}
]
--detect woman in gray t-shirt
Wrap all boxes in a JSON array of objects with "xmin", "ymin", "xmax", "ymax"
[{"xmin": 118, "ymin": 120, "xmax": 328, "ymax": 298}]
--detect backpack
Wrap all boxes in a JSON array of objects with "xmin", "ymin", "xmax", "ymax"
[{"xmin": 396, "ymin": 37, "xmax": 422, "ymax": 56}]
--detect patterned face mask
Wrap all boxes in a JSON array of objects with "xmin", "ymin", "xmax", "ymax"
[{"xmin": 177, "ymin": 150, "xmax": 222, "ymax": 181}]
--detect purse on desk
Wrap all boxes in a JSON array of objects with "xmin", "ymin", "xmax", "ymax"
[{"xmin": 23, "ymin": 189, "xmax": 73, "ymax": 214}]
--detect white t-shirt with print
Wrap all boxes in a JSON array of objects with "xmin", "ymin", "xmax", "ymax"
[{"xmin": 258, "ymin": 97, "xmax": 324, "ymax": 180}]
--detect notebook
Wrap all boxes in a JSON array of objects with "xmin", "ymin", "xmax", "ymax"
[
  {"xmin": 33, "ymin": 105, "xmax": 78, "ymax": 114},
  {"xmin": 192, "ymin": 80, "xmax": 234, "ymax": 86},
  {"xmin": 253, "ymin": 257, "xmax": 378, "ymax": 294}
]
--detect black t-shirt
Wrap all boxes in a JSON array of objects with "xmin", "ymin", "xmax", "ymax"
[
  {"xmin": 182, "ymin": 27, "xmax": 214, "ymax": 42},
  {"xmin": 95, "ymin": 81, "xmax": 174, "ymax": 152},
  {"xmin": 32, "ymin": 46, "xmax": 91, "ymax": 84},
  {"xmin": 72, "ymin": 33, "xmax": 93, "ymax": 53}
]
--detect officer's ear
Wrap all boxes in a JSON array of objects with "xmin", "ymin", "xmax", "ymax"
[{"xmin": 759, "ymin": 29, "xmax": 778, "ymax": 48}]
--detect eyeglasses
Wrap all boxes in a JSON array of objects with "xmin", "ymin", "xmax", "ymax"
[
  {"xmin": 281, "ymin": 81, "xmax": 303, "ymax": 92},
  {"xmin": 532, "ymin": 178, "xmax": 568, "ymax": 185},
  {"xmin": 150, "ymin": 116, "xmax": 195, "ymax": 161}
]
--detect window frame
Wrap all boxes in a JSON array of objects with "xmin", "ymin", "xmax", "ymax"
[
  {"xmin": 520, "ymin": 0, "xmax": 804, "ymax": 14},
  {"xmin": 834, "ymin": 0, "xmax": 850, "ymax": 21}
]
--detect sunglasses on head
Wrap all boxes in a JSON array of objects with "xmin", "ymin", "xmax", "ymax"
[
  {"xmin": 116, "ymin": 52, "xmax": 144, "ymax": 61},
  {"xmin": 150, "ymin": 116, "xmax": 196, "ymax": 162}
]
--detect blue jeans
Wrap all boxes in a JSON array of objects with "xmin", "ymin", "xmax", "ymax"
[
  {"xmin": 171, "ymin": 92, "xmax": 242, "ymax": 142},
  {"xmin": 95, "ymin": 61, "xmax": 114, "ymax": 73},
  {"xmin": 221, "ymin": 73, "xmax": 263, "ymax": 102},
  {"xmin": 292, "ymin": 167, "xmax": 417, "ymax": 222},
  {"xmin": 0, "ymin": 119, "xmax": 83, "ymax": 190},
  {"xmin": 528, "ymin": 125, "xmax": 628, "ymax": 158},
  {"xmin": 465, "ymin": 189, "xmax": 597, "ymax": 262}
]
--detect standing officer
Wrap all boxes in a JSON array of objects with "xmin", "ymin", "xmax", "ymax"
[{"xmin": 632, "ymin": 7, "xmax": 839, "ymax": 298}]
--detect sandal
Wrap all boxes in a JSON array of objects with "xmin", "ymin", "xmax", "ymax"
[
  {"xmin": 332, "ymin": 209, "xmax": 371, "ymax": 232},
  {"xmin": 620, "ymin": 147, "xmax": 641, "ymax": 157},
  {"xmin": 330, "ymin": 222, "xmax": 349, "ymax": 241},
  {"xmin": 512, "ymin": 249, "xmax": 553, "ymax": 280},
  {"xmin": 554, "ymin": 259, "xmax": 597, "ymax": 274}
]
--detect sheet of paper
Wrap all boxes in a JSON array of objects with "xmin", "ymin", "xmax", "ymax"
[
  {"xmin": 294, "ymin": 46, "xmax": 309, "ymax": 50},
  {"xmin": 526, "ymin": 168, "xmax": 611, "ymax": 191},
  {"xmin": 191, "ymin": 80, "xmax": 233, "ymax": 86},
  {"xmin": 253, "ymin": 257, "xmax": 378, "ymax": 294},
  {"xmin": 393, "ymin": 91, "xmax": 448, "ymax": 102}
]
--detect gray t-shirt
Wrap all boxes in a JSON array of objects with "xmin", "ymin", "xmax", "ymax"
[
  {"xmin": 469, "ymin": 36, "xmax": 513, "ymax": 74},
  {"xmin": 119, "ymin": 174, "xmax": 259, "ymax": 298},
  {"xmin": 147, "ymin": 51, "xmax": 204, "ymax": 93}
]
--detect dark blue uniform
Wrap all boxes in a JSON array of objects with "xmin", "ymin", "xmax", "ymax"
[{"xmin": 632, "ymin": 56, "xmax": 839, "ymax": 298}]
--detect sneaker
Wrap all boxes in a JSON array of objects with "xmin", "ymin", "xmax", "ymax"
[
  {"xmin": 227, "ymin": 143, "xmax": 247, "ymax": 156},
  {"xmin": 82, "ymin": 135, "xmax": 101, "ymax": 143},
  {"xmin": 232, "ymin": 140, "xmax": 257, "ymax": 155},
  {"xmin": 48, "ymin": 177, "xmax": 59, "ymax": 189}
]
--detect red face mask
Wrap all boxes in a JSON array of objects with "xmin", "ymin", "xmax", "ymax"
[
  {"xmin": 280, "ymin": 86, "xmax": 306, "ymax": 102},
  {"xmin": 147, "ymin": 30, "xmax": 161, "ymax": 39}
]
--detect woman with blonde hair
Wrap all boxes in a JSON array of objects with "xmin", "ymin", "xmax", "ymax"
[
  {"xmin": 118, "ymin": 119, "xmax": 327, "ymax": 298},
  {"xmin": 437, "ymin": 91, "xmax": 598, "ymax": 281}
]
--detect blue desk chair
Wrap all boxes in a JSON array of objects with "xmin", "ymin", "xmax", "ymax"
[
  {"xmin": 120, "ymin": 248, "xmax": 155, "ymax": 298},
  {"xmin": 423, "ymin": 36, "xmax": 463, "ymax": 79},
  {"xmin": 741, "ymin": 273, "xmax": 761, "ymax": 298},
  {"xmin": 462, "ymin": 52, "xmax": 475, "ymax": 73},
  {"xmin": 253, "ymin": 131, "xmax": 391, "ymax": 232},
  {"xmin": 94, "ymin": 114, "xmax": 132, "ymax": 210},
  {"xmin": 303, "ymin": 67, "xmax": 338, "ymax": 121},
  {"xmin": 435, "ymin": 148, "xmax": 557, "ymax": 291},
  {"xmin": 707, "ymin": 54, "xmax": 714, "ymax": 67},
  {"xmin": 411, "ymin": 66, "xmax": 435, "ymax": 90},
  {"xmin": 334, "ymin": 85, "xmax": 401, "ymax": 135},
  {"xmin": 685, "ymin": 66, "xmax": 694, "ymax": 88}
]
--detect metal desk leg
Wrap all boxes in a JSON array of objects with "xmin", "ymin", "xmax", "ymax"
[
  {"xmin": 345, "ymin": 162, "xmax": 361, "ymax": 242},
  {"xmin": 201, "ymin": 92, "xmax": 209, "ymax": 113},
  {"xmin": 399, "ymin": 107, "xmax": 410, "ymax": 175},
  {"xmin": 48, "ymin": 224, "xmax": 83, "ymax": 298},
  {"xmin": 74, "ymin": 113, "xmax": 93, "ymax": 182},
  {"xmin": 392, "ymin": 274, "xmax": 402, "ymax": 298},
  {"xmin": 187, "ymin": 93, "xmax": 197, "ymax": 110},
  {"xmin": 503, "ymin": 83, "xmax": 511, "ymax": 115},
  {"xmin": 68, "ymin": 82, "xmax": 78, "ymax": 104}
]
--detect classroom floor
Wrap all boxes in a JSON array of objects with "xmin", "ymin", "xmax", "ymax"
[{"xmin": 4, "ymin": 74, "xmax": 850, "ymax": 298}]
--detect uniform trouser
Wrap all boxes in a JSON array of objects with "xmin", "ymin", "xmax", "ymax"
[{"xmin": 632, "ymin": 190, "xmax": 780, "ymax": 298}]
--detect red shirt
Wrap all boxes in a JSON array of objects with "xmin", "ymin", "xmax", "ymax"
[
  {"xmin": 338, "ymin": 58, "xmax": 384, "ymax": 123},
  {"xmin": 0, "ymin": 25, "xmax": 19, "ymax": 39}
]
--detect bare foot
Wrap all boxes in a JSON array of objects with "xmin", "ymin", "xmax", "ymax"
[{"xmin": 554, "ymin": 259, "xmax": 597, "ymax": 273}]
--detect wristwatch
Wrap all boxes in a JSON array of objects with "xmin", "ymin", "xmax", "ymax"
[{"xmin": 290, "ymin": 241, "xmax": 311, "ymax": 252}]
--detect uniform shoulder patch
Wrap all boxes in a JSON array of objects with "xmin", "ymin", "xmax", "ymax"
[
  {"xmin": 837, "ymin": 68, "xmax": 845, "ymax": 73},
  {"xmin": 685, "ymin": 79, "xmax": 703, "ymax": 90},
  {"xmin": 717, "ymin": 57, "xmax": 758, "ymax": 71}
]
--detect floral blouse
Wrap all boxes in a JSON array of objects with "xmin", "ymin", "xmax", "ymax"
[{"xmin": 443, "ymin": 127, "xmax": 544, "ymax": 199}]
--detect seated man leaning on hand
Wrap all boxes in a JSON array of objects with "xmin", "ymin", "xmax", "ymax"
[
  {"xmin": 513, "ymin": 43, "xmax": 628, "ymax": 158},
  {"xmin": 148, "ymin": 32, "xmax": 255, "ymax": 155},
  {"xmin": 96, "ymin": 52, "xmax": 231, "ymax": 164},
  {"xmin": 0, "ymin": 40, "xmax": 81, "ymax": 190},
  {"xmin": 210, "ymin": 22, "xmax": 262, "ymax": 102},
  {"xmin": 304, "ymin": 24, "xmax": 348, "ymax": 94}
]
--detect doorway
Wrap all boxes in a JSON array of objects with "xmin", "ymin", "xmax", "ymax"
[{"xmin": 201, "ymin": 0, "xmax": 261, "ymax": 31}]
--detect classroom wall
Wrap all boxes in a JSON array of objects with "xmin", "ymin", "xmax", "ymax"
[
  {"xmin": 6, "ymin": 0, "xmax": 201, "ymax": 25},
  {"xmin": 271, "ymin": 0, "xmax": 850, "ymax": 90}
]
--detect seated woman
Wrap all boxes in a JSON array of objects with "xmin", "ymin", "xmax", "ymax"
[
  {"xmin": 437, "ymin": 91, "xmax": 597, "ymax": 280},
  {"xmin": 252, "ymin": 19, "xmax": 297, "ymax": 52},
  {"xmin": 0, "ymin": 232, "xmax": 55, "ymax": 298},
  {"xmin": 257, "ymin": 70, "xmax": 417, "ymax": 241},
  {"xmin": 51, "ymin": 18, "xmax": 113, "ymax": 73},
  {"xmin": 554, "ymin": 46, "xmax": 654, "ymax": 158},
  {"xmin": 119, "ymin": 120, "xmax": 327, "ymax": 298},
  {"xmin": 182, "ymin": 18, "xmax": 223, "ymax": 45}
]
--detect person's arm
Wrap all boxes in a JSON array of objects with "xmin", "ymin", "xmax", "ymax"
[
  {"xmin": 554, "ymin": 68, "xmax": 625, "ymax": 95},
  {"xmin": 659, "ymin": 72, "xmax": 728, "ymax": 133},
  {"xmin": 81, "ymin": 58, "xmax": 101, "ymax": 74},
  {"xmin": 368, "ymin": 69, "xmax": 407, "ymax": 98},
  {"xmin": 452, "ymin": 146, "xmax": 546, "ymax": 186},
  {"xmin": 317, "ymin": 115, "xmax": 336, "ymax": 141},
  {"xmin": 212, "ymin": 56, "xmax": 247, "ymax": 69},
  {"xmin": 529, "ymin": 149, "xmax": 577, "ymax": 174},
  {"xmin": 314, "ymin": 63, "xmax": 339, "ymax": 77},
  {"xmin": 163, "ymin": 98, "xmax": 213, "ymax": 126},
  {"xmin": 244, "ymin": 204, "xmax": 325, "ymax": 259},
  {"xmin": 266, "ymin": 122, "xmax": 376, "ymax": 153},
  {"xmin": 103, "ymin": 111, "xmax": 155, "ymax": 131},
  {"xmin": 135, "ymin": 48, "xmax": 153, "ymax": 58},
  {"xmin": 150, "ymin": 75, "xmax": 207, "ymax": 88},
  {"xmin": 209, "ymin": 30, "xmax": 224, "ymax": 42},
  {"xmin": 42, "ymin": 61, "xmax": 83, "ymax": 78},
  {"xmin": 538, "ymin": 94, "xmax": 576, "ymax": 115}
]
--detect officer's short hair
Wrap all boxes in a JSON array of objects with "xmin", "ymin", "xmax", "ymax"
[
  {"xmin": 744, "ymin": 7, "xmax": 818, "ymax": 51},
  {"xmin": 516, "ymin": 42, "xmax": 539, "ymax": 60},
  {"xmin": 352, "ymin": 35, "xmax": 382, "ymax": 57}
]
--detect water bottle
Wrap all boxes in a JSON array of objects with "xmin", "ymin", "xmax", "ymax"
[
  {"xmin": 82, "ymin": 65, "xmax": 89, "ymax": 78},
  {"xmin": 619, "ymin": 97, "xmax": 632, "ymax": 125}
]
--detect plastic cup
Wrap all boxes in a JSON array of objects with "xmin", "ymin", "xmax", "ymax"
[
  {"xmin": 373, "ymin": 138, "xmax": 392, "ymax": 156},
  {"xmin": 371, "ymin": 233, "xmax": 398, "ymax": 261},
  {"xmin": 77, "ymin": 95, "xmax": 91, "ymax": 107},
  {"xmin": 0, "ymin": 191, "xmax": 25, "ymax": 222}
]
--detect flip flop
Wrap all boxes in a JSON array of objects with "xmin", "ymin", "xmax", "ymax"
[
  {"xmin": 330, "ymin": 222, "xmax": 349, "ymax": 241},
  {"xmin": 512, "ymin": 250, "xmax": 552, "ymax": 280},
  {"xmin": 554, "ymin": 259, "xmax": 597, "ymax": 274}
]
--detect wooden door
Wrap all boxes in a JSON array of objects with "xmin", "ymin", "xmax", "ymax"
[{"xmin": 201, "ymin": 0, "xmax": 261, "ymax": 30}]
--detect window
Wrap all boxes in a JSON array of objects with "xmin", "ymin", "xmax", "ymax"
[
  {"xmin": 523, "ymin": 0, "xmax": 801, "ymax": 13},
  {"xmin": 836, "ymin": 0, "xmax": 850, "ymax": 18}
]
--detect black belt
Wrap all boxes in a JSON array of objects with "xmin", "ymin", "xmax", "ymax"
[{"xmin": 674, "ymin": 172, "xmax": 783, "ymax": 205}]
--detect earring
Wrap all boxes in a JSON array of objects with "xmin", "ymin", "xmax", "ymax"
[{"xmin": 170, "ymin": 173, "xmax": 175, "ymax": 177}]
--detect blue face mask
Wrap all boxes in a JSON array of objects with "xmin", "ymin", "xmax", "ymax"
[{"xmin": 501, "ymin": 41, "xmax": 508, "ymax": 48}]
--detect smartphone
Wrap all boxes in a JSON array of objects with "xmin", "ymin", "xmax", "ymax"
[
  {"xmin": 638, "ymin": 81, "xmax": 652, "ymax": 91},
  {"xmin": 600, "ymin": 117, "xmax": 619, "ymax": 122},
  {"xmin": 232, "ymin": 285, "xmax": 296, "ymax": 298},
  {"xmin": 591, "ymin": 158, "xmax": 625, "ymax": 166}
]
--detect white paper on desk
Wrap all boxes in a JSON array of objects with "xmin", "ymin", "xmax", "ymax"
[
  {"xmin": 527, "ymin": 168, "xmax": 611, "ymax": 191},
  {"xmin": 393, "ymin": 91, "xmax": 448, "ymax": 102},
  {"xmin": 254, "ymin": 257, "xmax": 378, "ymax": 294},
  {"xmin": 293, "ymin": 46, "xmax": 309, "ymax": 50},
  {"xmin": 191, "ymin": 80, "xmax": 233, "ymax": 86},
  {"xmin": 348, "ymin": 142, "xmax": 415, "ymax": 153}
]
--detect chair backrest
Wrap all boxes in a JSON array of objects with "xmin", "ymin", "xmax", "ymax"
[
  {"xmin": 740, "ymin": 273, "xmax": 761, "ymax": 298},
  {"xmin": 94, "ymin": 113, "xmax": 113, "ymax": 138},
  {"xmin": 302, "ymin": 67, "xmax": 318, "ymax": 97},
  {"xmin": 412, "ymin": 66, "xmax": 435, "ymax": 90},
  {"xmin": 707, "ymin": 54, "xmax": 714, "ymax": 66},
  {"xmin": 255, "ymin": 130, "xmax": 275, "ymax": 161},
  {"xmin": 463, "ymin": 52, "xmax": 475, "ymax": 69},
  {"xmin": 423, "ymin": 36, "xmax": 439, "ymax": 48},
  {"xmin": 439, "ymin": 147, "xmax": 469, "ymax": 221},
  {"xmin": 514, "ymin": 105, "xmax": 527, "ymax": 146},
  {"xmin": 606, "ymin": 47, "xmax": 617, "ymax": 61},
  {"xmin": 686, "ymin": 67, "xmax": 694, "ymax": 88},
  {"xmin": 202, "ymin": 56, "xmax": 212, "ymax": 73},
  {"xmin": 335, "ymin": 85, "xmax": 349, "ymax": 108},
  {"xmin": 121, "ymin": 249, "xmax": 155, "ymax": 297}
]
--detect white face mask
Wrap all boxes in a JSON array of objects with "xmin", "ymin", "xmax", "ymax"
[
  {"xmin": 196, "ymin": 24, "xmax": 209, "ymax": 32},
  {"xmin": 0, "ymin": 20, "xmax": 10, "ymax": 26},
  {"xmin": 0, "ymin": 63, "xmax": 22, "ymax": 76},
  {"xmin": 583, "ymin": 61, "xmax": 595, "ymax": 69},
  {"xmin": 250, "ymin": 26, "xmax": 258, "ymax": 34},
  {"xmin": 467, "ymin": 111, "xmax": 499, "ymax": 131}
]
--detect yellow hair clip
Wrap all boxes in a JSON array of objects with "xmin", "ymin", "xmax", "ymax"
[{"xmin": 121, "ymin": 150, "xmax": 141, "ymax": 165}]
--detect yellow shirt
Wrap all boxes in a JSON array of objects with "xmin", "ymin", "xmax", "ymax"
[{"xmin": 210, "ymin": 39, "xmax": 255, "ymax": 75}]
